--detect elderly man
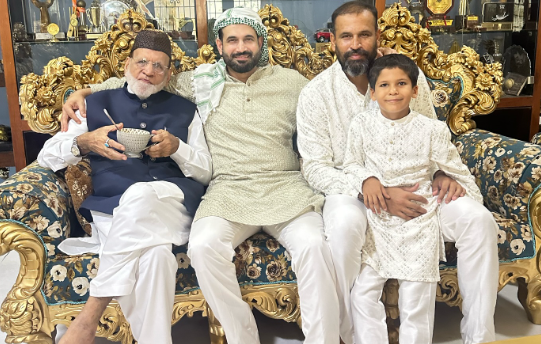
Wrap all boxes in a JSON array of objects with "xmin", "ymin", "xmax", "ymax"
[
  {"xmin": 61, "ymin": 7, "xmax": 339, "ymax": 344},
  {"xmin": 38, "ymin": 30, "xmax": 211, "ymax": 344},
  {"xmin": 297, "ymin": 2, "xmax": 499, "ymax": 344}
]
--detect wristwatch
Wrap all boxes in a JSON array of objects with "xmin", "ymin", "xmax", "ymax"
[{"xmin": 71, "ymin": 136, "xmax": 82, "ymax": 157}]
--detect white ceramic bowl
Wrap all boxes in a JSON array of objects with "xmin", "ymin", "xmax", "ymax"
[{"xmin": 116, "ymin": 128, "xmax": 151, "ymax": 158}]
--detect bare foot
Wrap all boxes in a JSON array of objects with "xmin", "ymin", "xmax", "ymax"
[{"xmin": 58, "ymin": 316, "xmax": 97, "ymax": 344}]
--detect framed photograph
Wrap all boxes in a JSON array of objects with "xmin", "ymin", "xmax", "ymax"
[{"xmin": 482, "ymin": 1, "xmax": 514, "ymax": 30}]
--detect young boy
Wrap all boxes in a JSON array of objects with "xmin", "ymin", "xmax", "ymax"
[{"xmin": 343, "ymin": 54, "xmax": 483, "ymax": 344}]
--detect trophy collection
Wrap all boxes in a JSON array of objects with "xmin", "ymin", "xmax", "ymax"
[
  {"xmin": 396, "ymin": 0, "xmax": 536, "ymax": 96},
  {"xmin": 21, "ymin": 0, "xmax": 196, "ymax": 42}
]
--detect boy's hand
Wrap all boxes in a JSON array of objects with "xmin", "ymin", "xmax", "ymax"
[
  {"xmin": 362, "ymin": 177, "xmax": 390, "ymax": 214},
  {"xmin": 432, "ymin": 171, "xmax": 466, "ymax": 204}
]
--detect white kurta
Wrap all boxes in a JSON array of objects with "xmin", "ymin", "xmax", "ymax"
[
  {"xmin": 343, "ymin": 109, "xmax": 483, "ymax": 282},
  {"xmin": 296, "ymin": 61, "xmax": 437, "ymax": 197}
]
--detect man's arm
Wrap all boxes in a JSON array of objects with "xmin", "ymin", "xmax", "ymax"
[
  {"xmin": 159, "ymin": 110, "xmax": 212, "ymax": 185},
  {"xmin": 296, "ymin": 87, "xmax": 358, "ymax": 196},
  {"xmin": 61, "ymin": 71, "xmax": 195, "ymax": 131},
  {"xmin": 38, "ymin": 112, "xmax": 89, "ymax": 171}
]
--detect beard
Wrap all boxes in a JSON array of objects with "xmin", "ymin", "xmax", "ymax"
[
  {"xmin": 336, "ymin": 44, "xmax": 377, "ymax": 78},
  {"xmin": 125, "ymin": 68, "xmax": 168, "ymax": 100},
  {"xmin": 222, "ymin": 49, "xmax": 262, "ymax": 74}
]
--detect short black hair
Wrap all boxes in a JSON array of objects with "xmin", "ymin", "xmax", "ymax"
[
  {"xmin": 331, "ymin": 1, "xmax": 378, "ymax": 33},
  {"xmin": 368, "ymin": 54, "xmax": 419, "ymax": 89}
]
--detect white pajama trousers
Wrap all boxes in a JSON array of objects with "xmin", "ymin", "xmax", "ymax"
[
  {"xmin": 352, "ymin": 264, "xmax": 437, "ymax": 344},
  {"xmin": 187, "ymin": 212, "xmax": 340, "ymax": 344},
  {"xmin": 59, "ymin": 182, "xmax": 191, "ymax": 344},
  {"xmin": 323, "ymin": 194, "xmax": 499, "ymax": 344}
]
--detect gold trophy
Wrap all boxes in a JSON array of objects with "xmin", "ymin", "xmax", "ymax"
[
  {"xmin": 456, "ymin": 0, "xmax": 479, "ymax": 30},
  {"xmin": 31, "ymin": 0, "xmax": 55, "ymax": 33},
  {"xmin": 425, "ymin": 0, "xmax": 454, "ymax": 30},
  {"xmin": 47, "ymin": 23, "xmax": 59, "ymax": 41},
  {"xmin": 90, "ymin": 0, "xmax": 103, "ymax": 33}
]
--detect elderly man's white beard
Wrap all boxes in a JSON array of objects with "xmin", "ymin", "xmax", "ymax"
[{"xmin": 125, "ymin": 69, "xmax": 168, "ymax": 99}]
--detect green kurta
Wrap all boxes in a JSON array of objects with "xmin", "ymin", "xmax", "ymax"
[{"xmin": 93, "ymin": 64, "xmax": 324, "ymax": 225}]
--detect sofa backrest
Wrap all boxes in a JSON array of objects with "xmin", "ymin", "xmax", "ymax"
[{"xmin": 18, "ymin": 3, "xmax": 502, "ymax": 137}]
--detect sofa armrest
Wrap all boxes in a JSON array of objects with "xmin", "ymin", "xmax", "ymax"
[
  {"xmin": 454, "ymin": 129, "xmax": 541, "ymax": 224},
  {"xmin": 0, "ymin": 161, "xmax": 73, "ymax": 257}
]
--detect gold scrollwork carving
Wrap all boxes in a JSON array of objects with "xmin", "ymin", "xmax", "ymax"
[
  {"xmin": 0, "ymin": 222, "xmax": 52, "ymax": 344},
  {"xmin": 378, "ymin": 3, "xmax": 502, "ymax": 135},
  {"xmin": 259, "ymin": 4, "xmax": 335, "ymax": 80},
  {"xmin": 241, "ymin": 283, "xmax": 301, "ymax": 326}
]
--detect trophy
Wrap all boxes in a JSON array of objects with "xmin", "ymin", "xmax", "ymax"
[
  {"xmin": 77, "ymin": 0, "xmax": 89, "ymax": 36},
  {"xmin": 482, "ymin": 1, "xmax": 514, "ymax": 30},
  {"xmin": 31, "ymin": 0, "xmax": 55, "ymax": 33},
  {"xmin": 90, "ymin": 0, "xmax": 104, "ymax": 33},
  {"xmin": 425, "ymin": 0, "xmax": 454, "ymax": 30},
  {"xmin": 456, "ymin": 0, "xmax": 479, "ymax": 30},
  {"xmin": 407, "ymin": 0, "xmax": 425, "ymax": 26}
]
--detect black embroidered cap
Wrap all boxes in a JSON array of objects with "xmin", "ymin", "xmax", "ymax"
[{"xmin": 131, "ymin": 30, "xmax": 172, "ymax": 61}]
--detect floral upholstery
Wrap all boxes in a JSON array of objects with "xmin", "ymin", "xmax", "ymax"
[
  {"xmin": 0, "ymin": 161, "xmax": 71, "ymax": 256},
  {"xmin": 426, "ymin": 77, "xmax": 464, "ymax": 122},
  {"xmin": 453, "ymin": 129, "xmax": 538, "ymax": 262},
  {"xmin": 42, "ymin": 234, "xmax": 295, "ymax": 305}
]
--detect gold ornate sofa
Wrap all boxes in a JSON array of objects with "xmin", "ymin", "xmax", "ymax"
[{"xmin": 1, "ymin": 3, "xmax": 540, "ymax": 344}]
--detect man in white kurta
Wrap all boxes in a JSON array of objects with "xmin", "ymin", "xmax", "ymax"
[
  {"xmin": 61, "ymin": 8, "xmax": 339, "ymax": 344},
  {"xmin": 38, "ymin": 30, "xmax": 212, "ymax": 344},
  {"xmin": 296, "ymin": 2, "xmax": 499, "ymax": 344}
]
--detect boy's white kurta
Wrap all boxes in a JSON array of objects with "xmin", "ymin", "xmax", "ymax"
[{"xmin": 343, "ymin": 109, "xmax": 483, "ymax": 282}]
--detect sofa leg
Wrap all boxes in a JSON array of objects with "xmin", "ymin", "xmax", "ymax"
[
  {"xmin": 207, "ymin": 308, "xmax": 227, "ymax": 344},
  {"xmin": 0, "ymin": 222, "xmax": 53, "ymax": 344},
  {"xmin": 518, "ymin": 276, "xmax": 541, "ymax": 324}
]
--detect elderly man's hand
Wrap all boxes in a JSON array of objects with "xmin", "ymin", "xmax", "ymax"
[
  {"xmin": 145, "ymin": 129, "xmax": 180, "ymax": 158},
  {"xmin": 77, "ymin": 124, "xmax": 127, "ymax": 160},
  {"xmin": 61, "ymin": 88, "xmax": 92, "ymax": 132},
  {"xmin": 376, "ymin": 47, "xmax": 398, "ymax": 58}
]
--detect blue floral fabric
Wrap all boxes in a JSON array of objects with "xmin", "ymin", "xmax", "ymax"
[
  {"xmin": 42, "ymin": 232, "xmax": 296, "ymax": 305},
  {"xmin": 0, "ymin": 162, "xmax": 72, "ymax": 257},
  {"xmin": 426, "ymin": 77, "xmax": 463, "ymax": 122},
  {"xmin": 450, "ymin": 128, "xmax": 539, "ymax": 264}
]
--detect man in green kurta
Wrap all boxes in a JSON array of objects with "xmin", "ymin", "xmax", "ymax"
[{"xmin": 62, "ymin": 7, "xmax": 340, "ymax": 344}]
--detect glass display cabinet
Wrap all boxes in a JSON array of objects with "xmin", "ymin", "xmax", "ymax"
[{"xmin": 385, "ymin": 0, "xmax": 541, "ymax": 141}]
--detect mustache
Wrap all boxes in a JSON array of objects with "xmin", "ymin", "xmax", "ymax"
[
  {"xmin": 231, "ymin": 51, "xmax": 253, "ymax": 59},
  {"xmin": 344, "ymin": 47, "xmax": 370, "ymax": 59}
]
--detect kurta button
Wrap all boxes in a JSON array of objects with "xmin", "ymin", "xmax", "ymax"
[
  {"xmin": 140, "ymin": 122, "xmax": 147, "ymax": 129},
  {"xmin": 390, "ymin": 141, "xmax": 394, "ymax": 144},
  {"xmin": 142, "ymin": 103, "xmax": 148, "ymax": 109},
  {"xmin": 150, "ymin": 157, "xmax": 156, "ymax": 162},
  {"xmin": 391, "ymin": 123, "xmax": 395, "ymax": 126},
  {"xmin": 247, "ymin": 98, "xmax": 251, "ymax": 102},
  {"xmin": 153, "ymin": 176, "xmax": 157, "ymax": 180}
]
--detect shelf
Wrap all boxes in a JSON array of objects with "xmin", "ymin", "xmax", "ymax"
[{"xmin": 497, "ymin": 96, "xmax": 534, "ymax": 109}]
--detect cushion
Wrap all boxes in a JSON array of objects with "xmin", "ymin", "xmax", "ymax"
[
  {"xmin": 64, "ymin": 158, "xmax": 93, "ymax": 235},
  {"xmin": 426, "ymin": 77, "xmax": 463, "ymax": 122}
]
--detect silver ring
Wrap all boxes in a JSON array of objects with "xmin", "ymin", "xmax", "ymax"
[{"xmin": 104, "ymin": 138, "xmax": 110, "ymax": 148}]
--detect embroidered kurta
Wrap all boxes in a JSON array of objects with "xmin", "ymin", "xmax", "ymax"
[
  {"xmin": 343, "ymin": 110, "xmax": 483, "ymax": 282},
  {"xmin": 297, "ymin": 61, "xmax": 437, "ymax": 197},
  {"xmin": 93, "ymin": 64, "xmax": 324, "ymax": 225}
]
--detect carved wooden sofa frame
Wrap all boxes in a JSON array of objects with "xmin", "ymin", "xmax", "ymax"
[{"xmin": 1, "ymin": 3, "xmax": 540, "ymax": 344}]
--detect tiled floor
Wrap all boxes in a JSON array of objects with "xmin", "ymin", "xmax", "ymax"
[{"xmin": 1, "ymin": 251, "xmax": 541, "ymax": 343}]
